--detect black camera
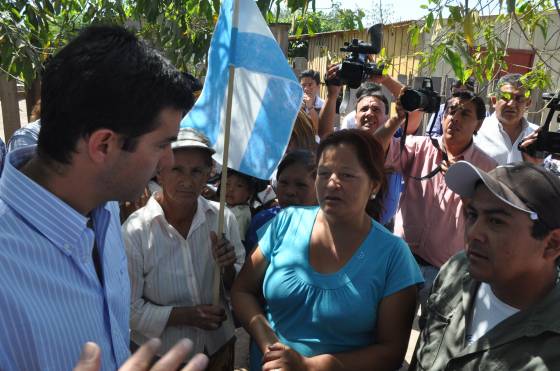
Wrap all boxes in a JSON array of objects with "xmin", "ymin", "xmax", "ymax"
[
  {"xmin": 519, "ymin": 92, "xmax": 560, "ymax": 157},
  {"xmin": 328, "ymin": 24, "xmax": 384, "ymax": 89},
  {"xmin": 400, "ymin": 77, "xmax": 441, "ymax": 113}
]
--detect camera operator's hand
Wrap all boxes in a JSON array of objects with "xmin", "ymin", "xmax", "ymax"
[
  {"xmin": 324, "ymin": 64, "xmax": 341, "ymax": 97},
  {"xmin": 318, "ymin": 64, "xmax": 341, "ymax": 139},
  {"xmin": 519, "ymin": 128, "xmax": 545, "ymax": 165}
]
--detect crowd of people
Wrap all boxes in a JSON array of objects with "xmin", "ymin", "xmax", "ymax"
[{"xmin": 0, "ymin": 24, "xmax": 560, "ymax": 371}]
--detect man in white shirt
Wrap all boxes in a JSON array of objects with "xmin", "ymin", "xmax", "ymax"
[
  {"xmin": 300, "ymin": 69, "xmax": 324, "ymax": 132},
  {"xmin": 410, "ymin": 161, "xmax": 560, "ymax": 370},
  {"xmin": 474, "ymin": 73, "xmax": 539, "ymax": 164},
  {"xmin": 123, "ymin": 128, "xmax": 245, "ymax": 370}
]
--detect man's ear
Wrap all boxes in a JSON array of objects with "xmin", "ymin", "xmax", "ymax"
[
  {"xmin": 525, "ymin": 97, "xmax": 532, "ymax": 110},
  {"xmin": 543, "ymin": 228, "xmax": 560, "ymax": 262},
  {"xmin": 474, "ymin": 119, "xmax": 483, "ymax": 135},
  {"xmin": 86, "ymin": 129, "xmax": 121, "ymax": 164},
  {"xmin": 490, "ymin": 95, "xmax": 497, "ymax": 108}
]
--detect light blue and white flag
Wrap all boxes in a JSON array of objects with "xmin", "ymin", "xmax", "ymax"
[{"xmin": 180, "ymin": 0, "xmax": 303, "ymax": 180}]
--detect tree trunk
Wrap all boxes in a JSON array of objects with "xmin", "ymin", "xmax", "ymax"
[
  {"xmin": 25, "ymin": 79, "xmax": 41, "ymax": 122},
  {"xmin": 0, "ymin": 74, "xmax": 21, "ymax": 142}
]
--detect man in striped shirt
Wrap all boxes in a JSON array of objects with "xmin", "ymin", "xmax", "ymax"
[{"xmin": 0, "ymin": 26, "xmax": 205, "ymax": 370}]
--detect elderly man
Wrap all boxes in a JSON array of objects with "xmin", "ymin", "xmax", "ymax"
[
  {"xmin": 123, "ymin": 128, "xmax": 245, "ymax": 370},
  {"xmin": 474, "ymin": 73, "xmax": 539, "ymax": 164},
  {"xmin": 410, "ymin": 161, "xmax": 560, "ymax": 370},
  {"xmin": 0, "ymin": 25, "xmax": 207, "ymax": 370},
  {"xmin": 374, "ymin": 91, "xmax": 497, "ymax": 303}
]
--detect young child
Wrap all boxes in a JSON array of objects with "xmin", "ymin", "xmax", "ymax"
[{"xmin": 225, "ymin": 170, "xmax": 255, "ymax": 242}]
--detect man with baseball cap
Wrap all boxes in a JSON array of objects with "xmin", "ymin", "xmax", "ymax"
[
  {"xmin": 410, "ymin": 161, "xmax": 560, "ymax": 370},
  {"xmin": 122, "ymin": 127, "xmax": 245, "ymax": 370}
]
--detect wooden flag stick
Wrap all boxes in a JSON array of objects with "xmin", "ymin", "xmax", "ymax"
[
  {"xmin": 213, "ymin": 64, "xmax": 235, "ymax": 305},
  {"xmin": 213, "ymin": 0, "xmax": 240, "ymax": 306}
]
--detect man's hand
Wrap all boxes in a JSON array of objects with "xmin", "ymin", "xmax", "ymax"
[
  {"xmin": 188, "ymin": 304, "xmax": 227, "ymax": 330},
  {"xmin": 519, "ymin": 129, "xmax": 545, "ymax": 165},
  {"xmin": 262, "ymin": 342, "xmax": 308, "ymax": 371},
  {"xmin": 302, "ymin": 94, "xmax": 314, "ymax": 111},
  {"xmin": 73, "ymin": 338, "xmax": 209, "ymax": 371},
  {"xmin": 324, "ymin": 64, "xmax": 341, "ymax": 98},
  {"xmin": 210, "ymin": 232, "xmax": 237, "ymax": 269}
]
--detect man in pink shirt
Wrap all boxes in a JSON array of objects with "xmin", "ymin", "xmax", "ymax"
[{"xmin": 375, "ymin": 91, "xmax": 497, "ymax": 303}]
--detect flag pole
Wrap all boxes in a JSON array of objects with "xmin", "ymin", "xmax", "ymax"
[{"xmin": 213, "ymin": 0, "xmax": 240, "ymax": 306}]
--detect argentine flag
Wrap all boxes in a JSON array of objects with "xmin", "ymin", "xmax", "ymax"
[{"xmin": 180, "ymin": 0, "xmax": 303, "ymax": 180}]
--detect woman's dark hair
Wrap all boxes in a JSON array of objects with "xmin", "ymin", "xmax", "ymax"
[
  {"xmin": 316, "ymin": 129, "xmax": 387, "ymax": 221},
  {"xmin": 277, "ymin": 149, "xmax": 317, "ymax": 180}
]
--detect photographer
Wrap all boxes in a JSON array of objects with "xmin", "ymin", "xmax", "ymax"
[
  {"xmin": 425, "ymin": 77, "xmax": 478, "ymax": 137},
  {"xmin": 374, "ymin": 91, "xmax": 497, "ymax": 305},
  {"xmin": 318, "ymin": 64, "xmax": 423, "ymax": 137}
]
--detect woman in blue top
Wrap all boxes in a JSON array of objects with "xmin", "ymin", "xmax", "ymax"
[{"xmin": 232, "ymin": 129, "xmax": 423, "ymax": 371}]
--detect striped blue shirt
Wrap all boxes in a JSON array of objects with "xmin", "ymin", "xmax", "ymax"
[{"xmin": 0, "ymin": 146, "xmax": 130, "ymax": 370}]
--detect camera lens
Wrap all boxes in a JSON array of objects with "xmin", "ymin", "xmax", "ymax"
[{"xmin": 401, "ymin": 90, "xmax": 426, "ymax": 111}]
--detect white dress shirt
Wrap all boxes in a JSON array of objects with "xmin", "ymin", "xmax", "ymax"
[
  {"xmin": 474, "ymin": 112, "xmax": 539, "ymax": 165},
  {"xmin": 122, "ymin": 194, "xmax": 245, "ymax": 355},
  {"xmin": 339, "ymin": 111, "xmax": 357, "ymax": 130}
]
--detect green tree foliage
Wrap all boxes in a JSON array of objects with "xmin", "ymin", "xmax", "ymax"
[
  {"xmin": 0, "ymin": 0, "xmax": 259, "ymax": 87},
  {"xmin": 408, "ymin": 0, "xmax": 558, "ymax": 93},
  {"xmin": 1, "ymin": 0, "xmax": 128, "ymax": 87},
  {"xmin": 1, "ymin": 0, "xmax": 364, "ymax": 90}
]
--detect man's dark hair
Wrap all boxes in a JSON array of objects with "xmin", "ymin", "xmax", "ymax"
[
  {"xmin": 39, "ymin": 25, "xmax": 192, "ymax": 164},
  {"xmin": 445, "ymin": 91, "xmax": 486, "ymax": 120},
  {"xmin": 451, "ymin": 76, "xmax": 475, "ymax": 92},
  {"xmin": 299, "ymin": 69, "xmax": 320, "ymax": 85},
  {"xmin": 495, "ymin": 73, "xmax": 523, "ymax": 94},
  {"xmin": 355, "ymin": 83, "xmax": 389, "ymax": 115}
]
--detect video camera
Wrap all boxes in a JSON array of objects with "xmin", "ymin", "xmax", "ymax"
[
  {"xmin": 400, "ymin": 77, "xmax": 441, "ymax": 114},
  {"xmin": 519, "ymin": 92, "xmax": 560, "ymax": 157},
  {"xmin": 327, "ymin": 24, "xmax": 384, "ymax": 89}
]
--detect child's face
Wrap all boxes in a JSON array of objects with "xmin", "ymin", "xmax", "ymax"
[{"xmin": 226, "ymin": 174, "xmax": 251, "ymax": 206}]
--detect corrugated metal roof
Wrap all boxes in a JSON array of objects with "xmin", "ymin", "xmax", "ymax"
[{"xmin": 288, "ymin": 19, "xmax": 416, "ymax": 41}]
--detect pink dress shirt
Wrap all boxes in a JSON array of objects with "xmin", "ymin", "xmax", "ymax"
[{"xmin": 386, "ymin": 136, "xmax": 497, "ymax": 267}]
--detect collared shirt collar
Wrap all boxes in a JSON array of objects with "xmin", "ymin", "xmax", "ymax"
[
  {"xmin": 490, "ymin": 112, "xmax": 530, "ymax": 134},
  {"xmin": 0, "ymin": 146, "xmax": 108, "ymax": 255},
  {"xmin": 144, "ymin": 193, "xmax": 215, "ymax": 236},
  {"xmin": 439, "ymin": 136, "xmax": 475, "ymax": 160}
]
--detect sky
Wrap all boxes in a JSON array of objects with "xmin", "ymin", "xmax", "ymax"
[{"xmin": 314, "ymin": 0, "xmax": 430, "ymax": 24}]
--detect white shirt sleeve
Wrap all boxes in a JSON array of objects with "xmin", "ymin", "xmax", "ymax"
[{"xmin": 123, "ymin": 221, "xmax": 173, "ymax": 339}]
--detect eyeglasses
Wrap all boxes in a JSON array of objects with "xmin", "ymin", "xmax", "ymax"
[{"xmin": 497, "ymin": 91, "xmax": 529, "ymax": 104}]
